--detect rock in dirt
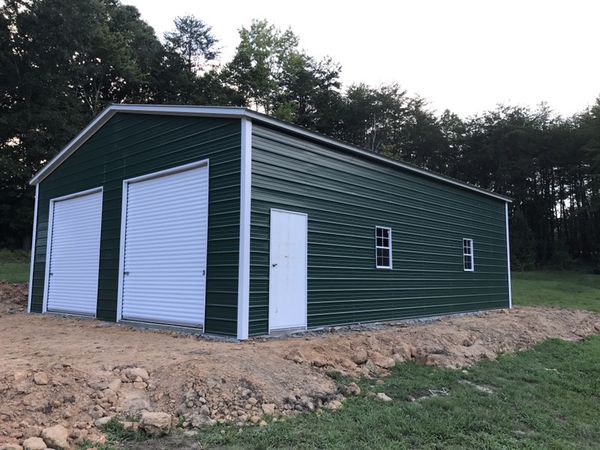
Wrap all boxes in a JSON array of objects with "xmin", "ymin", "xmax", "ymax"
[
  {"xmin": 376, "ymin": 393, "xmax": 392, "ymax": 402},
  {"xmin": 22, "ymin": 437, "xmax": 46, "ymax": 450},
  {"xmin": 261, "ymin": 403, "xmax": 276, "ymax": 416},
  {"xmin": 119, "ymin": 389, "xmax": 151, "ymax": 413},
  {"xmin": 139, "ymin": 411, "xmax": 171, "ymax": 436},
  {"xmin": 342, "ymin": 382, "xmax": 361, "ymax": 396},
  {"xmin": 393, "ymin": 343, "xmax": 415, "ymax": 360},
  {"xmin": 324, "ymin": 399, "xmax": 343, "ymax": 410},
  {"xmin": 106, "ymin": 379, "xmax": 121, "ymax": 392},
  {"xmin": 13, "ymin": 371, "xmax": 28, "ymax": 383},
  {"xmin": 351, "ymin": 349, "xmax": 368, "ymax": 365},
  {"xmin": 41, "ymin": 424, "xmax": 70, "ymax": 450},
  {"xmin": 33, "ymin": 372, "xmax": 49, "ymax": 386},
  {"xmin": 392, "ymin": 353, "xmax": 407, "ymax": 363},
  {"xmin": 124, "ymin": 367, "xmax": 149, "ymax": 382},
  {"xmin": 284, "ymin": 350, "xmax": 305, "ymax": 364},
  {"xmin": 0, "ymin": 444, "xmax": 23, "ymax": 450},
  {"xmin": 93, "ymin": 416, "xmax": 113, "ymax": 428},
  {"xmin": 369, "ymin": 352, "xmax": 395, "ymax": 369}
]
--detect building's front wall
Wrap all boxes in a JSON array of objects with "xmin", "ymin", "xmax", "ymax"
[
  {"xmin": 249, "ymin": 125, "xmax": 509, "ymax": 336},
  {"xmin": 30, "ymin": 113, "xmax": 242, "ymax": 335}
]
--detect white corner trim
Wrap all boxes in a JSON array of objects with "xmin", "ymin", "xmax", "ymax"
[
  {"xmin": 27, "ymin": 184, "xmax": 39, "ymax": 313},
  {"xmin": 115, "ymin": 181, "xmax": 129, "ymax": 322},
  {"xmin": 505, "ymin": 202, "xmax": 513, "ymax": 308},
  {"xmin": 237, "ymin": 118, "xmax": 252, "ymax": 340}
]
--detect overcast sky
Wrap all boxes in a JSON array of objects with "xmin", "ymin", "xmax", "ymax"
[{"xmin": 123, "ymin": 0, "xmax": 599, "ymax": 118}]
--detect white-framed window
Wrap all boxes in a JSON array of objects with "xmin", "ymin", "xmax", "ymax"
[
  {"xmin": 375, "ymin": 226, "xmax": 392, "ymax": 269},
  {"xmin": 463, "ymin": 238, "xmax": 474, "ymax": 271}
]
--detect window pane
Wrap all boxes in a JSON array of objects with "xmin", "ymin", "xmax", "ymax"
[{"xmin": 375, "ymin": 227, "xmax": 392, "ymax": 268}]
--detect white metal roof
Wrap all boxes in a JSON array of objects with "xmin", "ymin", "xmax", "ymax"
[{"xmin": 29, "ymin": 104, "xmax": 512, "ymax": 202}]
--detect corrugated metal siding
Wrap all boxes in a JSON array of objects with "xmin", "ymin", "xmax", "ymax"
[
  {"xmin": 30, "ymin": 114, "xmax": 241, "ymax": 335},
  {"xmin": 249, "ymin": 125, "xmax": 509, "ymax": 335}
]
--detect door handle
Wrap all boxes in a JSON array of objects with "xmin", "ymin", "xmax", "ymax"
[
  {"xmin": 123, "ymin": 271, "xmax": 130, "ymax": 276},
  {"xmin": 272, "ymin": 263, "xmax": 277, "ymax": 268}
]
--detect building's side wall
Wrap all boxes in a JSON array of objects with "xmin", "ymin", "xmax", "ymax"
[
  {"xmin": 249, "ymin": 125, "xmax": 509, "ymax": 335},
  {"xmin": 30, "ymin": 114, "xmax": 241, "ymax": 335}
]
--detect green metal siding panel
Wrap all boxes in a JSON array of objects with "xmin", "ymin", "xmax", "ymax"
[
  {"xmin": 30, "ymin": 114, "xmax": 241, "ymax": 336},
  {"xmin": 249, "ymin": 125, "xmax": 509, "ymax": 335}
]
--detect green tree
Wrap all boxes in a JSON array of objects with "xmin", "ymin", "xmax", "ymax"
[
  {"xmin": 164, "ymin": 15, "xmax": 219, "ymax": 73},
  {"xmin": 226, "ymin": 18, "xmax": 342, "ymax": 127},
  {"xmin": 0, "ymin": 0, "xmax": 178, "ymax": 247}
]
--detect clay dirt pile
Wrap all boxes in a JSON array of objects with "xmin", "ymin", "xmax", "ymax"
[{"xmin": 1, "ymin": 281, "xmax": 599, "ymax": 448}]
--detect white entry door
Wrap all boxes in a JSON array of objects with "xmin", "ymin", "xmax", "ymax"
[
  {"xmin": 269, "ymin": 209, "xmax": 308, "ymax": 331},
  {"xmin": 120, "ymin": 163, "xmax": 209, "ymax": 328},
  {"xmin": 46, "ymin": 189, "xmax": 103, "ymax": 315}
]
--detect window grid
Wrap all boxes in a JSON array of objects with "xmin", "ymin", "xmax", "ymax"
[
  {"xmin": 375, "ymin": 227, "xmax": 392, "ymax": 269},
  {"xmin": 463, "ymin": 238, "xmax": 474, "ymax": 271}
]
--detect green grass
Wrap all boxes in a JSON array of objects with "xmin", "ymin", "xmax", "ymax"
[
  {"xmin": 513, "ymin": 270, "xmax": 600, "ymax": 312},
  {"xmin": 0, "ymin": 249, "xmax": 30, "ymax": 283}
]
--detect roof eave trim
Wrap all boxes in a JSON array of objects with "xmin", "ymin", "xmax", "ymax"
[
  {"xmin": 29, "ymin": 105, "xmax": 247, "ymax": 185},
  {"xmin": 245, "ymin": 111, "xmax": 512, "ymax": 203},
  {"xmin": 29, "ymin": 104, "xmax": 512, "ymax": 203}
]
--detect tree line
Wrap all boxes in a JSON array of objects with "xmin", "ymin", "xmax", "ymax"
[{"xmin": 1, "ymin": 0, "xmax": 599, "ymax": 269}]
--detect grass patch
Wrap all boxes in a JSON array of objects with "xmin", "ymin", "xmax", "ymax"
[
  {"xmin": 187, "ymin": 337, "xmax": 600, "ymax": 450},
  {"xmin": 0, "ymin": 249, "xmax": 29, "ymax": 283},
  {"xmin": 77, "ymin": 419, "xmax": 149, "ymax": 450},
  {"xmin": 513, "ymin": 270, "xmax": 600, "ymax": 312}
]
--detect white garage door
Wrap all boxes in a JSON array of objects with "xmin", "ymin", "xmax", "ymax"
[
  {"xmin": 46, "ymin": 189, "xmax": 103, "ymax": 315},
  {"xmin": 120, "ymin": 163, "xmax": 209, "ymax": 327}
]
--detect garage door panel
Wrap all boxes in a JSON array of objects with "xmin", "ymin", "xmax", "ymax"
[
  {"xmin": 46, "ymin": 190, "xmax": 102, "ymax": 316},
  {"xmin": 121, "ymin": 164, "xmax": 208, "ymax": 328}
]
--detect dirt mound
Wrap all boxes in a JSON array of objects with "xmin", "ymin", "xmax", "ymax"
[
  {"xmin": 277, "ymin": 308, "xmax": 600, "ymax": 373},
  {"xmin": 0, "ymin": 282, "xmax": 27, "ymax": 315},
  {"xmin": 0, "ymin": 284, "xmax": 599, "ymax": 446}
]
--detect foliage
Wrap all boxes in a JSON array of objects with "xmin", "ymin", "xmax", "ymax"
[
  {"xmin": 164, "ymin": 15, "xmax": 218, "ymax": 73},
  {"xmin": 1, "ymin": 1, "xmax": 600, "ymax": 267}
]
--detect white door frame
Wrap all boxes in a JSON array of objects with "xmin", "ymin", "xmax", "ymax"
[
  {"xmin": 268, "ymin": 208, "xmax": 308, "ymax": 333},
  {"xmin": 115, "ymin": 159, "xmax": 210, "ymax": 327},
  {"xmin": 42, "ymin": 186, "xmax": 104, "ymax": 315}
]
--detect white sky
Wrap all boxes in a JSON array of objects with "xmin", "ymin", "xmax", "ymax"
[{"xmin": 123, "ymin": 0, "xmax": 600, "ymax": 118}]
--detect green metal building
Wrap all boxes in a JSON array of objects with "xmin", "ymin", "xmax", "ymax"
[{"xmin": 28, "ymin": 105, "xmax": 512, "ymax": 339}]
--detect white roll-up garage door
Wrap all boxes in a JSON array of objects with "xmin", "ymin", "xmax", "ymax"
[
  {"xmin": 46, "ymin": 189, "xmax": 103, "ymax": 315},
  {"xmin": 120, "ymin": 163, "xmax": 209, "ymax": 327}
]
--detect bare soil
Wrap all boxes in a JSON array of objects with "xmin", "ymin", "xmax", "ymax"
[{"xmin": 1, "ymin": 281, "xmax": 599, "ymax": 447}]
